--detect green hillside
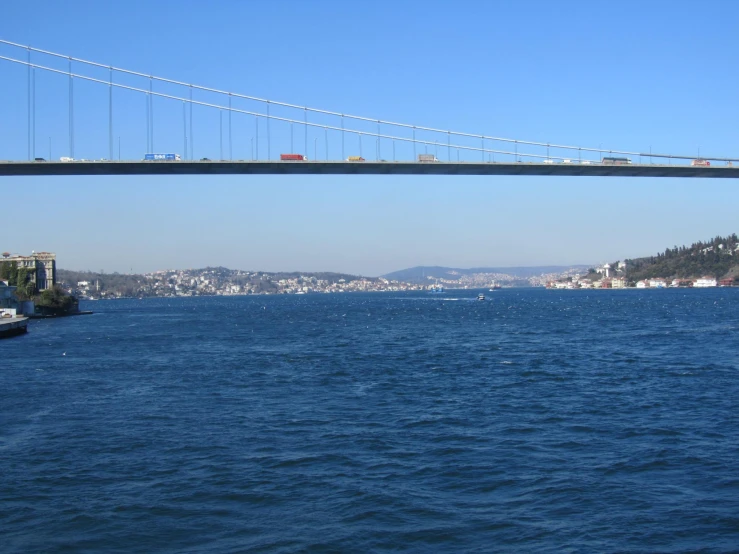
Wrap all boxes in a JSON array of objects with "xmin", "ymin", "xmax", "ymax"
[{"xmin": 625, "ymin": 234, "xmax": 739, "ymax": 282}]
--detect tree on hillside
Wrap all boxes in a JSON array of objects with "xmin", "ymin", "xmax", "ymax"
[
  {"xmin": 37, "ymin": 285, "xmax": 78, "ymax": 313},
  {"xmin": 626, "ymin": 233, "xmax": 739, "ymax": 281}
]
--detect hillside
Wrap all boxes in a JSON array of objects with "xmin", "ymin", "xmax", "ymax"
[
  {"xmin": 625, "ymin": 234, "xmax": 739, "ymax": 281},
  {"xmin": 56, "ymin": 267, "xmax": 379, "ymax": 298}
]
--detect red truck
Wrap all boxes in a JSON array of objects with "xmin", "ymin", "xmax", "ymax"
[{"xmin": 280, "ymin": 154, "xmax": 307, "ymax": 161}]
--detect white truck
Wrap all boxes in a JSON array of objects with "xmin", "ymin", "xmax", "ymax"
[{"xmin": 418, "ymin": 154, "xmax": 438, "ymax": 162}]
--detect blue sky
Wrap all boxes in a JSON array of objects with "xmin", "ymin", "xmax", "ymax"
[{"xmin": 1, "ymin": 0, "xmax": 738, "ymax": 276}]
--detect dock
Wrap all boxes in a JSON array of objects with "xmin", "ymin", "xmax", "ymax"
[
  {"xmin": 0, "ymin": 316, "xmax": 29, "ymax": 339},
  {"xmin": 27, "ymin": 309, "xmax": 93, "ymax": 319}
]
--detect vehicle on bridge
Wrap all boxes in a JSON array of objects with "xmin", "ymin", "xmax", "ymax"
[
  {"xmin": 60, "ymin": 157, "xmax": 75, "ymax": 162},
  {"xmin": 144, "ymin": 153, "xmax": 181, "ymax": 161},
  {"xmin": 418, "ymin": 154, "xmax": 438, "ymax": 162},
  {"xmin": 347, "ymin": 156, "xmax": 365, "ymax": 162},
  {"xmin": 691, "ymin": 159, "xmax": 710, "ymax": 167},
  {"xmin": 602, "ymin": 157, "xmax": 632, "ymax": 165},
  {"xmin": 280, "ymin": 154, "xmax": 307, "ymax": 161}
]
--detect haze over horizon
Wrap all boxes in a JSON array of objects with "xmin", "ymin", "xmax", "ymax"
[{"xmin": 3, "ymin": 0, "xmax": 738, "ymax": 275}]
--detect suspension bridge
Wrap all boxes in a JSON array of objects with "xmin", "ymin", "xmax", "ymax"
[{"xmin": 1, "ymin": 39, "xmax": 737, "ymax": 178}]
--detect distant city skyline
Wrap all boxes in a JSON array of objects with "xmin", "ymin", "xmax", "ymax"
[{"xmin": 2, "ymin": 0, "xmax": 738, "ymax": 275}]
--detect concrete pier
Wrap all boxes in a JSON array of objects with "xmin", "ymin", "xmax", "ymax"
[{"xmin": 0, "ymin": 316, "xmax": 29, "ymax": 338}]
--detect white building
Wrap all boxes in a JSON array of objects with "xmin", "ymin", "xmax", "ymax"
[
  {"xmin": 694, "ymin": 277, "xmax": 717, "ymax": 288},
  {"xmin": 611, "ymin": 277, "xmax": 628, "ymax": 288}
]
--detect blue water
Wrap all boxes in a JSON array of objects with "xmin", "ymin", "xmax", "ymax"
[{"xmin": 2, "ymin": 289, "xmax": 739, "ymax": 552}]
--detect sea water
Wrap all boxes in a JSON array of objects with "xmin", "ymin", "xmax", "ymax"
[{"xmin": 2, "ymin": 289, "xmax": 739, "ymax": 552}]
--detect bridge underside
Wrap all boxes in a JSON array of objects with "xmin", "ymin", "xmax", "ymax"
[{"xmin": 1, "ymin": 161, "xmax": 737, "ymax": 178}]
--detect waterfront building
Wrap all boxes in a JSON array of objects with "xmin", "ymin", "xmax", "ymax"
[
  {"xmin": 611, "ymin": 276, "xmax": 628, "ymax": 288},
  {"xmin": 694, "ymin": 276, "xmax": 718, "ymax": 288},
  {"xmin": 1, "ymin": 252, "xmax": 56, "ymax": 291}
]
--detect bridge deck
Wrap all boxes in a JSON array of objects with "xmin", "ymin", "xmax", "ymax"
[{"xmin": 1, "ymin": 161, "xmax": 737, "ymax": 178}]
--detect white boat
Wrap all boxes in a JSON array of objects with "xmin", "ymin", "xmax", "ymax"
[{"xmin": 477, "ymin": 293, "xmax": 485, "ymax": 301}]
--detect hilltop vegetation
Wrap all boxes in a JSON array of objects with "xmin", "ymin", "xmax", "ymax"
[{"xmin": 625, "ymin": 234, "xmax": 739, "ymax": 281}]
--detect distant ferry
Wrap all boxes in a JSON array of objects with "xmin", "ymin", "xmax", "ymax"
[
  {"xmin": 477, "ymin": 293, "xmax": 485, "ymax": 301},
  {"xmin": 489, "ymin": 280, "xmax": 502, "ymax": 291},
  {"xmin": 429, "ymin": 282, "xmax": 444, "ymax": 294}
]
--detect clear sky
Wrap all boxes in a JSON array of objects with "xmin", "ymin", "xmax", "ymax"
[{"xmin": 1, "ymin": 0, "xmax": 738, "ymax": 276}]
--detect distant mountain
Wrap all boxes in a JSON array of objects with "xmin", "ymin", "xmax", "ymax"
[{"xmin": 383, "ymin": 265, "xmax": 590, "ymax": 284}]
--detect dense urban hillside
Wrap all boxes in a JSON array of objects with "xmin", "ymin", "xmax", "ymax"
[
  {"xmin": 55, "ymin": 267, "xmax": 398, "ymax": 298},
  {"xmin": 625, "ymin": 234, "xmax": 739, "ymax": 281},
  {"xmin": 57, "ymin": 267, "xmax": 368, "ymax": 295}
]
